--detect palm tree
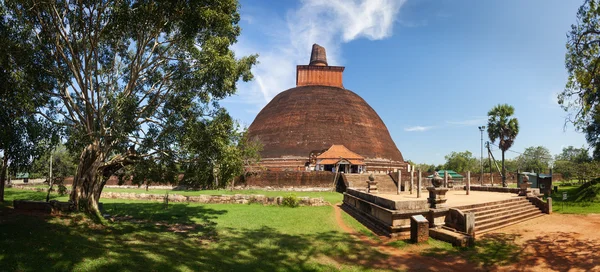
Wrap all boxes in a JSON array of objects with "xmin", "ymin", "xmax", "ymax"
[{"xmin": 487, "ymin": 104, "xmax": 519, "ymax": 187}]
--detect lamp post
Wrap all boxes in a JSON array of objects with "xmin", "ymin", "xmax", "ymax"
[{"xmin": 478, "ymin": 126, "xmax": 486, "ymax": 186}]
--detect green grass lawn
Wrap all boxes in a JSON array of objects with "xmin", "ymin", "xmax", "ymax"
[
  {"xmin": 550, "ymin": 181, "xmax": 600, "ymax": 214},
  {"xmin": 0, "ymin": 189, "xmax": 389, "ymax": 272}
]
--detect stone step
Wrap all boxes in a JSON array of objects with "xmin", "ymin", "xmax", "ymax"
[
  {"xmin": 456, "ymin": 197, "xmax": 527, "ymax": 213},
  {"xmin": 475, "ymin": 209, "xmax": 544, "ymax": 233},
  {"xmin": 475, "ymin": 212, "xmax": 545, "ymax": 234},
  {"xmin": 458, "ymin": 199, "xmax": 529, "ymax": 214},
  {"xmin": 466, "ymin": 200, "xmax": 533, "ymax": 216},
  {"xmin": 475, "ymin": 206, "xmax": 541, "ymax": 227},
  {"xmin": 345, "ymin": 173, "xmax": 398, "ymax": 194},
  {"xmin": 475, "ymin": 205, "xmax": 539, "ymax": 221}
]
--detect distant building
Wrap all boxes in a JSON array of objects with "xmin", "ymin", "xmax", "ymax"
[{"xmin": 247, "ymin": 44, "xmax": 407, "ymax": 173}]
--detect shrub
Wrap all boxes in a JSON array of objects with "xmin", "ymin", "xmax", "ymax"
[
  {"xmin": 57, "ymin": 184, "xmax": 68, "ymax": 196},
  {"xmin": 282, "ymin": 194, "xmax": 300, "ymax": 208}
]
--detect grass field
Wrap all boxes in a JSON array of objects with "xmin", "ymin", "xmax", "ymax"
[
  {"xmin": 0, "ymin": 189, "xmax": 391, "ymax": 272},
  {"xmin": 551, "ymin": 181, "xmax": 600, "ymax": 214},
  {"xmin": 1, "ymin": 186, "xmax": 548, "ymax": 271}
]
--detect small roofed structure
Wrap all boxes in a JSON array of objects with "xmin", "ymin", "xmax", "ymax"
[
  {"xmin": 427, "ymin": 170, "xmax": 464, "ymax": 180},
  {"xmin": 316, "ymin": 145, "xmax": 365, "ymax": 173}
]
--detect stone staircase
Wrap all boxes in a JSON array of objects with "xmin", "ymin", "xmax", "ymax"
[
  {"xmin": 342, "ymin": 173, "xmax": 398, "ymax": 193},
  {"xmin": 455, "ymin": 197, "xmax": 545, "ymax": 234}
]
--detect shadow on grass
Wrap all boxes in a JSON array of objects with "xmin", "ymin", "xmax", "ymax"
[
  {"xmin": 422, "ymin": 233, "xmax": 523, "ymax": 270},
  {"xmin": 0, "ymin": 197, "xmax": 400, "ymax": 271}
]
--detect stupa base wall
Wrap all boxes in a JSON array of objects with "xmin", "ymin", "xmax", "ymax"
[
  {"xmin": 237, "ymin": 171, "xmax": 336, "ymax": 189},
  {"xmin": 342, "ymin": 189, "xmax": 447, "ymax": 237}
]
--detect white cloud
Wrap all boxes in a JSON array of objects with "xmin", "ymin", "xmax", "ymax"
[
  {"xmin": 446, "ymin": 117, "xmax": 487, "ymax": 126},
  {"xmin": 228, "ymin": 0, "xmax": 405, "ymax": 113},
  {"xmin": 404, "ymin": 126, "xmax": 434, "ymax": 132}
]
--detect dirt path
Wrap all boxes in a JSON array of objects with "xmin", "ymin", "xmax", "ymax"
[
  {"xmin": 487, "ymin": 213, "xmax": 600, "ymax": 272},
  {"xmin": 333, "ymin": 204, "xmax": 600, "ymax": 271}
]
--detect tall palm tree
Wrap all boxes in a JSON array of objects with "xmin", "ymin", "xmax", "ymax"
[{"xmin": 487, "ymin": 104, "xmax": 519, "ymax": 187}]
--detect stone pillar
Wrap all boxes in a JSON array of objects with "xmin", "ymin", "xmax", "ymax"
[
  {"xmin": 466, "ymin": 171, "xmax": 471, "ymax": 195},
  {"xmin": 397, "ymin": 170, "xmax": 402, "ymax": 194},
  {"xmin": 410, "ymin": 169, "xmax": 414, "ymax": 194},
  {"xmin": 410, "ymin": 215, "xmax": 429, "ymax": 243},
  {"xmin": 465, "ymin": 212, "xmax": 475, "ymax": 235},
  {"xmin": 417, "ymin": 170, "xmax": 422, "ymax": 198},
  {"xmin": 444, "ymin": 170, "xmax": 449, "ymax": 188},
  {"xmin": 547, "ymin": 197, "xmax": 552, "ymax": 214}
]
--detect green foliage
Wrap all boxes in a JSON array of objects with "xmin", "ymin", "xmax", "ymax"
[
  {"xmin": 487, "ymin": 104, "xmax": 519, "ymax": 153},
  {"xmin": 0, "ymin": 4, "xmax": 61, "ymax": 200},
  {"xmin": 2, "ymin": 0, "xmax": 257, "ymax": 210},
  {"xmin": 487, "ymin": 104, "xmax": 519, "ymax": 186},
  {"xmin": 556, "ymin": 146, "xmax": 591, "ymax": 163},
  {"xmin": 517, "ymin": 146, "xmax": 552, "ymax": 173},
  {"xmin": 561, "ymin": 0, "xmax": 600, "ymax": 159},
  {"xmin": 282, "ymin": 194, "xmax": 300, "ymax": 208},
  {"xmin": 444, "ymin": 150, "xmax": 479, "ymax": 173},
  {"xmin": 414, "ymin": 163, "xmax": 437, "ymax": 172},
  {"xmin": 30, "ymin": 145, "xmax": 78, "ymax": 180}
]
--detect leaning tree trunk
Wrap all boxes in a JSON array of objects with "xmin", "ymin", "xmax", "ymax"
[
  {"xmin": 70, "ymin": 143, "xmax": 105, "ymax": 218},
  {"xmin": 501, "ymin": 150, "xmax": 507, "ymax": 187},
  {"xmin": 0, "ymin": 156, "xmax": 8, "ymax": 202}
]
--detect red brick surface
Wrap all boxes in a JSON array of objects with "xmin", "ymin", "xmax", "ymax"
[{"xmin": 247, "ymin": 85, "xmax": 405, "ymax": 163}]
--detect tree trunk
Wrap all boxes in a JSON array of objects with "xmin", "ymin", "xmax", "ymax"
[
  {"xmin": 70, "ymin": 143, "xmax": 105, "ymax": 218},
  {"xmin": 502, "ymin": 150, "xmax": 507, "ymax": 187},
  {"xmin": 0, "ymin": 156, "xmax": 8, "ymax": 202}
]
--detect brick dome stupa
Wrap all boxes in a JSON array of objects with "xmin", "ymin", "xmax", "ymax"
[{"xmin": 247, "ymin": 44, "xmax": 407, "ymax": 173}]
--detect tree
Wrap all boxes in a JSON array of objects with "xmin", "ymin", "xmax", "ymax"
[
  {"xmin": 29, "ymin": 144, "xmax": 77, "ymax": 201},
  {"xmin": 0, "ymin": 4, "xmax": 59, "ymax": 202},
  {"xmin": 414, "ymin": 163, "xmax": 436, "ymax": 172},
  {"xmin": 554, "ymin": 146, "xmax": 593, "ymax": 181},
  {"xmin": 3, "ymin": 1, "xmax": 257, "ymax": 216},
  {"xmin": 487, "ymin": 104, "xmax": 519, "ymax": 187},
  {"xmin": 45, "ymin": 146, "xmax": 77, "ymax": 202},
  {"xmin": 555, "ymin": 146, "xmax": 591, "ymax": 163},
  {"xmin": 560, "ymin": 0, "xmax": 600, "ymax": 159},
  {"xmin": 517, "ymin": 146, "xmax": 552, "ymax": 173},
  {"xmin": 443, "ymin": 151, "xmax": 478, "ymax": 173}
]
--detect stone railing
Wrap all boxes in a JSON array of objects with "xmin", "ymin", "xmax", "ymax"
[
  {"xmin": 466, "ymin": 185, "xmax": 521, "ymax": 194},
  {"xmin": 527, "ymin": 196, "xmax": 552, "ymax": 214},
  {"xmin": 444, "ymin": 208, "xmax": 475, "ymax": 235}
]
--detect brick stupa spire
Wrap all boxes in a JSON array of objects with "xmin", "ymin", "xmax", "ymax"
[
  {"xmin": 309, "ymin": 44, "xmax": 328, "ymax": 66},
  {"xmin": 296, "ymin": 44, "xmax": 344, "ymax": 88}
]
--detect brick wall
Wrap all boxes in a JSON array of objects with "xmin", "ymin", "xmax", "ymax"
[{"xmin": 238, "ymin": 171, "xmax": 336, "ymax": 188}]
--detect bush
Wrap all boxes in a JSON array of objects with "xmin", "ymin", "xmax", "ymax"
[
  {"xmin": 282, "ymin": 194, "xmax": 300, "ymax": 208},
  {"xmin": 57, "ymin": 184, "xmax": 68, "ymax": 196}
]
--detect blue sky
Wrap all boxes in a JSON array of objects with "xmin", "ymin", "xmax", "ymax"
[{"xmin": 223, "ymin": 0, "xmax": 588, "ymax": 165}]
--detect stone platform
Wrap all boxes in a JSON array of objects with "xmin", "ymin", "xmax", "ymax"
[
  {"xmin": 375, "ymin": 190, "xmax": 521, "ymax": 208},
  {"xmin": 342, "ymin": 188, "xmax": 528, "ymax": 238}
]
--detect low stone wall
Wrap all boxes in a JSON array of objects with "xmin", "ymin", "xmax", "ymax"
[
  {"xmin": 467, "ymin": 186, "xmax": 521, "ymax": 194},
  {"xmin": 100, "ymin": 192, "xmax": 328, "ymax": 206},
  {"xmin": 13, "ymin": 200, "xmax": 73, "ymax": 214},
  {"xmin": 11, "ymin": 186, "xmax": 328, "ymax": 206}
]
